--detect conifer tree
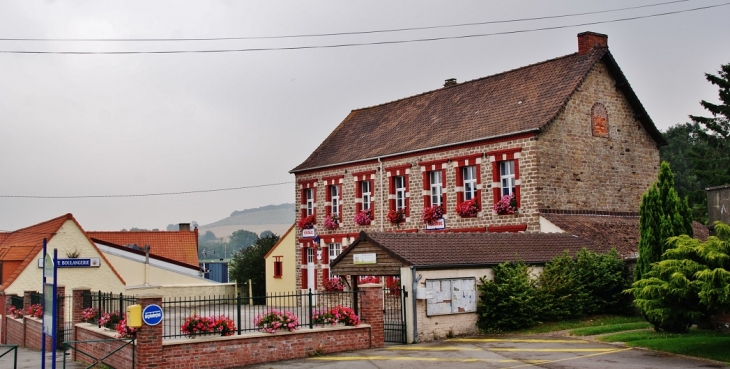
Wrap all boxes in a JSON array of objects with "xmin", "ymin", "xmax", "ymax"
[{"xmin": 635, "ymin": 162, "xmax": 693, "ymax": 281}]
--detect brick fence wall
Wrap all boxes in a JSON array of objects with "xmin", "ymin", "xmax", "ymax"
[{"xmin": 3, "ymin": 317, "xmax": 53, "ymax": 351}]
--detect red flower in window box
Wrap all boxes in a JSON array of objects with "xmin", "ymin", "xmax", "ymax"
[
  {"xmin": 323, "ymin": 214, "xmax": 339, "ymax": 230},
  {"xmin": 354, "ymin": 209, "xmax": 372, "ymax": 226},
  {"xmin": 421, "ymin": 205, "xmax": 444, "ymax": 225},
  {"xmin": 298, "ymin": 214, "xmax": 315, "ymax": 229},
  {"xmin": 456, "ymin": 198, "xmax": 479, "ymax": 217},
  {"xmin": 493, "ymin": 194, "xmax": 518, "ymax": 215},
  {"xmin": 387, "ymin": 209, "xmax": 406, "ymax": 226}
]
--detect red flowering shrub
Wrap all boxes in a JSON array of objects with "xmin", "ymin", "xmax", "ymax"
[
  {"xmin": 116, "ymin": 317, "xmax": 136, "ymax": 338},
  {"xmin": 359, "ymin": 276, "xmax": 380, "ymax": 284},
  {"xmin": 81, "ymin": 307, "xmax": 98, "ymax": 323},
  {"xmin": 332, "ymin": 306, "xmax": 361, "ymax": 326},
  {"xmin": 324, "ymin": 278, "xmax": 346, "ymax": 292},
  {"xmin": 324, "ymin": 214, "xmax": 340, "ymax": 230},
  {"xmin": 180, "ymin": 314, "xmax": 237, "ymax": 338},
  {"xmin": 353, "ymin": 209, "xmax": 372, "ymax": 226},
  {"xmin": 254, "ymin": 309, "xmax": 299, "ymax": 333},
  {"xmin": 26, "ymin": 304, "xmax": 43, "ymax": 319},
  {"xmin": 7, "ymin": 306, "xmax": 23, "ymax": 319}
]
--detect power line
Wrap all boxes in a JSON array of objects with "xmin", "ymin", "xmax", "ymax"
[
  {"xmin": 0, "ymin": 2, "xmax": 726, "ymax": 55},
  {"xmin": 0, "ymin": 181, "xmax": 294, "ymax": 199},
  {"xmin": 0, "ymin": 0, "xmax": 694, "ymax": 42}
]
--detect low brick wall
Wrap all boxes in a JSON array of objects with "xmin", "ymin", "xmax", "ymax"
[
  {"xmin": 5, "ymin": 317, "xmax": 24, "ymax": 346},
  {"xmin": 4, "ymin": 316, "xmax": 53, "ymax": 351},
  {"xmin": 74, "ymin": 324, "xmax": 134, "ymax": 369}
]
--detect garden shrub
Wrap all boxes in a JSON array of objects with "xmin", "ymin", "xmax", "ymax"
[{"xmin": 477, "ymin": 261, "xmax": 539, "ymax": 332}]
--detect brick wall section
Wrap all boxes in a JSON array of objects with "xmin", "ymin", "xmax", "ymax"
[
  {"xmin": 72, "ymin": 287, "xmax": 90, "ymax": 333},
  {"xmin": 5, "ymin": 317, "xmax": 24, "ymax": 346},
  {"xmin": 135, "ymin": 295, "xmax": 165, "ymax": 369},
  {"xmin": 23, "ymin": 318, "xmax": 53, "ymax": 351},
  {"xmin": 75, "ymin": 325, "xmax": 134, "ymax": 369},
  {"xmin": 359, "ymin": 284, "xmax": 384, "ymax": 348},
  {"xmin": 23, "ymin": 291, "xmax": 34, "ymax": 311},
  {"xmin": 57, "ymin": 285, "xmax": 65, "ymax": 349},
  {"xmin": 2, "ymin": 293, "xmax": 17, "ymax": 344},
  {"xmin": 537, "ymin": 61, "xmax": 660, "ymax": 211}
]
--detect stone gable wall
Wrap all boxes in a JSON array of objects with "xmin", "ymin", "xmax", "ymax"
[{"xmin": 536, "ymin": 61, "xmax": 660, "ymax": 211}]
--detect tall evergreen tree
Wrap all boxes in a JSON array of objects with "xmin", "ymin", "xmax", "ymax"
[
  {"xmin": 689, "ymin": 63, "xmax": 730, "ymax": 189},
  {"xmin": 635, "ymin": 162, "xmax": 693, "ymax": 281}
]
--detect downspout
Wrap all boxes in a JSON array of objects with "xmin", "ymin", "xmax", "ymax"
[
  {"xmin": 144, "ymin": 245, "xmax": 151, "ymax": 286},
  {"xmin": 411, "ymin": 266, "xmax": 420, "ymax": 343},
  {"xmin": 378, "ymin": 157, "xmax": 384, "ymax": 232}
]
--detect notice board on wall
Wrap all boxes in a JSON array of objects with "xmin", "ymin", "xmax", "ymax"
[{"xmin": 425, "ymin": 278, "xmax": 476, "ymax": 316}]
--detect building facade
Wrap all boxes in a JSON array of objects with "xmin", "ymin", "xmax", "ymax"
[{"xmin": 290, "ymin": 32, "xmax": 666, "ymax": 292}]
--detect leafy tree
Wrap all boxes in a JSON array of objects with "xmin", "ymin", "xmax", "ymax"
[
  {"xmin": 228, "ymin": 234, "xmax": 280, "ymax": 301},
  {"xmin": 199, "ymin": 230, "xmax": 218, "ymax": 243},
  {"xmin": 635, "ymin": 162, "xmax": 692, "ymax": 281},
  {"xmin": 689, "ymin": 63, "xmax": 730, "ymax": 188},
  {"xmin": 260, "ymin": 230, "xmax": 274, "ymax": 238},
  {"xmin": 228, "ymin": 229, "xmax": 258, "ymax": 252}
]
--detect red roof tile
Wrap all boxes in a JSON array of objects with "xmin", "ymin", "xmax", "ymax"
[
  {"xmin": 539, "ymin": 211, "xmax": 709, "ymax": 257},
  {"xmin": 292, "ymin": 42, "xmax": 664, "ymax": 173},
  {"xmin": 333, "ymin": 231, "xmax": 607, "ymax": 268},
  {"xmin": 87, "ymin": 230, "xmax": 199, "ymax": 267}
]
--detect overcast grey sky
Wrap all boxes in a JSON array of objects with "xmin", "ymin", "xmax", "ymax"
[{"xmin": 1, "ymin": 0, "xmax": 728, "ymax": 232}]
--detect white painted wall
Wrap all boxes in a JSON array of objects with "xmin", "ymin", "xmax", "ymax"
[
  {"xmin": 6, "ymin": 219, "xmax": 126, "ymax": 295},
  {"xmin": 99, "ymin": 246, "xmax": 214, "ymax": 287},
  {"xmin": 539, "ymin": 216, "xmax": 565, "ymax": 233}
]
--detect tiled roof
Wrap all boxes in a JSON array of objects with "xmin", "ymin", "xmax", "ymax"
[
  {"xmin": 0, "ymin": 214, "xmax": 125, "ymax": 290},
  {"xmin": 540, "ymin": 211, "xmax": 710, "ymax": 257},
  {"xmin": 292, "ymin": 43, "xmax": 665, "ymax": 172},
  {"xmin": 88, "ymin": 230, "xmax": 199, "ymax": 267},
  {"xmin": 336, "ymin": 231, "xmax": 607, "ymax": 268}
]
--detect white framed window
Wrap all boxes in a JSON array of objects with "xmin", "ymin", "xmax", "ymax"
[
  {"xmin": 395, "ymin": 176, "xmax": 406, "ymax": 210},
  {"xmin": 429, "ymin": 171, "xmax": 443, "ymax": 206},
  {"xmin": 330, "ymin": 185, "xmax": 340, "ymax": 215},
  {"xmin": 305, "ymin": 188, "xmax": 314, "ymax": 216},
  {"xmin": 328, "ymin": 243, "xmax": 342, "ymax": 262},
  {"xmin": 306, "ymin": 247, "xmax": 314, "ymax": 264},
  {"xmin": 463, "ymin": 166, "xmax": 477, "ymax": 201},
  {"xmin": 500, "ymin": 161, "xmax": 516, "ymax": 197},
  {"xmin": 361, "ymin": 181, "xmax": 371, "ymax": 210}
]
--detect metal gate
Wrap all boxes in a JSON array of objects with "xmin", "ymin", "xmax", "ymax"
[{"xmin": 383, "ymin": 286, "xmax": 407, "ymax": 344}]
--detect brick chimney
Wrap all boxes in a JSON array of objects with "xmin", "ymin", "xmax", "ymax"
[
  {"xmin": 577, "ymin": 31, "xmax": 608, "ymax": 55},
  {"xmin": 443, "ymin": 78, "xmax": 457, "ymax": 87},
  {"xmin": 178, "ymin": 223, "xmax": 191, "ymax": 232}
]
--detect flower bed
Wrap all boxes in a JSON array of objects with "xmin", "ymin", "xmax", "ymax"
[
  {"xmin": 180, "ymin": 314, "xmax": 237, "ymax": 338},
  {"xmin": 323, "ymin": 214, "xmax": 339, "ymax": 230},
  {"xmin": 254, "ymin": 309, "xmax": 299, "ymax": 333}
]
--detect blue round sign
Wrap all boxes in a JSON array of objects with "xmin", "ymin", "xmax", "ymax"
[{"xmin": 142, "ymin": 304, "xmax": 163, "ymax": 326}]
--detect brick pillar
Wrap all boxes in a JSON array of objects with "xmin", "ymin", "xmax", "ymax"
[
  {"xmin": 134, "ymin": 295, "xmax": 164, "ymax": 369},
  {"xmin": 23, "ymin": 290, "xmax": 34, "ymax": 310},
  {"xmin": 1, "ymin": 293, "xmax": 18, "ymax": 344},
  {"xmin": 72, "ymin": 287, "xmax": 91, "ymax": 325},
  {"xmin": 56, "ymin": 285, "xmax": 65, "ymax": 350},
  {"xmin": 358, "ymin": 283, "xmax": 384, "ymax": 348}
]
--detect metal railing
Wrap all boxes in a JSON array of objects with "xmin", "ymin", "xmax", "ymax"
[
  {"xmin": 9, "ymin": 296, "xmax": 23, "ymax": 310},
  {"xmin": 30, "ymin": 292, "xmax": 42, "ymax": 306},
  {"xmin": 0, "ymin": 345, "xmax": 18, "ymax": 369},
  {"xmin": 161, "ymin": 289, "xmax": 362, "ymax": 339},
  {"xmin": 87, "ymin": 291, "xmax": 137, "ymax": 329},
  {"xmin": 63, "ymin": 338, "xmax": 135, "ymax": 369}
]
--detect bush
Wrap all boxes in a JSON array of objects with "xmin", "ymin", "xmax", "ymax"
[
  {"xmin": 180, "ymin": 314, "xmax": 238, "ymax": 338},
  {"xmin": 254, "ymin": 309, "xmax": 299, "ymax": 333},
  {"xmin": 477, "ymin": 261, "xmax": 539, "ymax": 332}
]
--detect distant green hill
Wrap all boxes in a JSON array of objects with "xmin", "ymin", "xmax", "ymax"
[{"xmin": 202, "ymin": 203, "xmax": 294, "ymax": 228}]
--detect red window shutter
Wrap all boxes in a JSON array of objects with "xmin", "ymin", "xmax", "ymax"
[
  {"xmin": 369, "ymin": 179, "xmax": 375, "ymax": 218},
  {"xmin": 322, "ymin": 247, "xmax": 329, "ymax": 264},
  {"xmin": 441, "ymin": 169, "xmax": 447, "ymax": 209},
  {"xmin": 338, "ymin": 184, "xmax": 343, "ymax": 216},
  {"xmin": 325, "ymin": 185, "xmax": 332, "ymax": 216},
  {"xmin": 492, "ymin": 161, "xmax": 501, "ymax": 205},
  {"xmin": 301, "ymin": 246, "xmax": 308, "ymax": 265},
  {"xmin": 301, "ymin": 268, "xmax": 308, "ymax": 289},
  {"xmin": 514, "ymin": 160, "xmax": 521, "ymax": 207},
  {"xmin": 455, "ymin": 166, "xmax": 464, "ymax": 205},
  {"xmin": 422, "ymin": 171, "xmax": 429, "ymax": 208},
  {"xmin": 323, "ymin": 268, "xmax": 330, "ymax": 284},
  {"xmin": 475, "ymin": 165, "xmax": 482, "ymax": 210},
  {"xmin": 388, "ymin": 177, "xmax": 396, "ymax": 212},
  {"xmin": 404, "ymin": 175, "xmax": 410, "ymax": 217},
  {"xmin": 314, "ymin": 269, "xmax": 318, "ymax": 290}
]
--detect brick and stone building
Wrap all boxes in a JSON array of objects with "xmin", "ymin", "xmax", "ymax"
[{"xmin": 289, "ymin": 32, "xmax": 669, "ymax": 293}]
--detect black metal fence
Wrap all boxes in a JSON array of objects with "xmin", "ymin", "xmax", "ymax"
[
  {"xmin": 29, "ymin": 292, "xmax": 41, "ymax": 306},
  {"xmin": 87, "ymin": 291, "xmax": 137, "ymax": 329},
  {"xmin": 9, "ymin": 296, "xmax": 23, "ymax": 310},
  {"xmin": 161, "ymin": 289, "xmax": 362, "ymax": 339},
  {"xmin": 58, "ymin": 294, "xmax": 75, "ymax": 348},
  {"xmin": 383, "ymin": 286, "xmax": 408, "ymax": 344}
]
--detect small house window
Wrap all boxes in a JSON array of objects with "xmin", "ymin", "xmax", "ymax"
[
  {"xmin": 394, "ymin": 176, "xmax": 407, "ymax": 210},
  {"xmin": 463, "ymin": 166, "xmax": 477, "ymax": 201},
  {"xmin": 305, "ymin": 188, "xmax": 314, "ymax": 216},
  {"xmin": 273, "ymin": 256, "xmax": 283, "ymax": 278},
  {"xmin": 328, "ymin": 243, "xmax": 342, "ymax": 263},
  {"xmin": 429, "ymin": 171, "xmax": 443, "ymax": 207},
  {"xmin": 499, "ymin": 161, "xmax": 515, "ymax": 197},
  {"xmin": 361, "ymin": 181, "xmax": 371, "ymax": 210},
  {"xmin": 329, "ymin": 185, "xmax": 340, "ymax": 216},
  {"xmin": 591, "ymin": 102, "xmax": 609, "ymax": 137}
]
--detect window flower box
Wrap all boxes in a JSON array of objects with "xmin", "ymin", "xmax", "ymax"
[
  {"xmin": 354, "ymin": 209, "xmax": 372, "ymax": 226},
  {"xmin": 387, "ymin": 209, "xmax": 406, "ymax": 226},
  {"xmin": 323, "ymin": 214, "xmax": 339, "ymax": 230},
  {"xmin": 456, "ymin": 198, "xmax": 479, "ymax": 218},
  {"xmin": 493, "ymin": 194, "xmax": 518, "ymax": 215},
  {"xmin": 298, "ymin": 214, "xmax": 315, "ymax": 229},
  {"xmin": 421, "ymin": 205, "xmax": 444, "ymax": 225}
]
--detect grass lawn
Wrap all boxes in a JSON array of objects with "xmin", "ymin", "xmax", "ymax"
[
  {"xmin": 570, "ymin": 321, "xmax": 652, "ymax": 336},
  {"xmin": 599, "ymin": 328, "xmax": 730, "ymax": 363},
  {"xmin": 514, "ymin": 315, "xmax": 644, "ymax": 334}
]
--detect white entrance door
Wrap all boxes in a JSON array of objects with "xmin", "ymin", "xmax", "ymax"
[{"xmin": 307, "ymin": 248, "xmax": 315, "ymax": 291}]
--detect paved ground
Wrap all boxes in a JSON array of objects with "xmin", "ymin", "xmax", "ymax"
[
  {"xmin": 247, "ymin": 335, "xmax": 729, "ymax": 369},
  {"xmin": 0, "ymin": 346, "xmax": 85, "ymax": 369}
]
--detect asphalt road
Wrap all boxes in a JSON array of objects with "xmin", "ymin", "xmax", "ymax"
[{"xmin": 246, "ymin": 335, "xmax": 729, "ymax": 369}]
